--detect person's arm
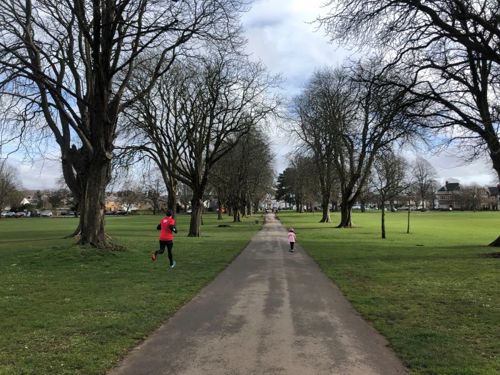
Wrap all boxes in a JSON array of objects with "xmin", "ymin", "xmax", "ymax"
[
  {"xmin": 157, "ymin": 224, "xmax": 161, "ymax": 230},
  {"xmin": 169, "ymin": 224, "xmax": 177, "ymax": 233}
]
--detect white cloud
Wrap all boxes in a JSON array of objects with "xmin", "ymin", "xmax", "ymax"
[
  {"xmin": 242, "ymin": 0, "xmax": 351, "ymax": 96},
  {"xmin": 9, "ymin": 157, "xmax": 62, "ymax": 190},
  {"xmin": 402, "ymin": 145, "xmax": 498, "ymax": 187},
  {"xmin": 427, "ymin": 153, "xmax": 497, "ymax": 186}
]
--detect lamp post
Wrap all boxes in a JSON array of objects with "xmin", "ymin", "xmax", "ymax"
[
  {"xmin": 473, "ymin": 186, "xmax": 477, "ymax": 212},
  {"xmin": 407, "ymin": 192, "xmax": 411, "ymax": 234}
]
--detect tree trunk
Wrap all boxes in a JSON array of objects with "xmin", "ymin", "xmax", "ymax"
[
  {"xmin": 166, "ymin": 177, "xmax": 177, "ymax": 211},
  {"xmin": 489, "ymin": 235, "xmax": 500, "ymax": 247},
  {"xmin": 331, "ymin": 200, "xmax": 338, "ymax": 211},
  {"xmin": 217, "ymin": 199, "xmax": 223, "ymax": 220},
  {"xmin": 253, "ymin": 201, "xmax": 259, "ymax": 214},
  {"xmin": 407, "ymin": 207, "xmax": 411, "ymax": 234},
  {"xmin": 78, "ymin": 159, "xmax": 116, "ymax": 248},
  {"xmin": 61, "ymin": 149, "xmax": 84, "ymax": 239},
  {"xmin": 381, "ymin": 202, "xmax": 386, "ymax": 239},
  {"xmin": 233, "ymin": 206, "xmax": 241, "ymax": 222},
  {"xmin": 320, "ymin": 195, "xmax": 331, "ymax": 223},
  {"xmin": 298, "ymin": 201, "xmax": 304, "ymax": 213},
  {"xmin": 64, "ymin": 222, "xmax": 81, "ymax": 239},
  {"xmin": 188, "ymin": 196, "xmax": 203, "ymax": 237},
  {"xmin": 337, "ymin": 201, "xmax": 353, "ymax": 227}
]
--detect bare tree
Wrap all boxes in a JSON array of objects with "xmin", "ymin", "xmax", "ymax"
[
  {"xmin": 411, "ymin": 157, "xmax": 438, "ymax": 209},
  {"xmin": 0, "ymin": 0, "xmax": 246, "ymax": 248},
  {"xmin": 47, "ymin": 188, "xmax": 71, "ymax": 210},
  {"xmin": 121, "ymin": 52, "xmax": 278, "ymax": 236},
  {"xmin": 117, "ymin": 181, "xmax": 143, "ymax": 213},
  {"xmin": 210, "ymin": 129, "xmax": 274, "ymax": 222},
  {"xmin": 275, "ymin": 168, "xmax": 296, "ymax": 209},
  {"xmin": 292, "ymin": 69, "xmax": 346, "ymax": 223},
  {"xmin": 371, "ymin": 151, "xmax": 409, "ymax": 239},
  {"xmin": 288, "ymin": 155, "xmax": 320, "ymax": 213},
  {"xmin": 177, "ymin": 183, "xmax": 192, "ymax": 213},
  {"xmin": 320, "ymin": 0, "xmax": 500, "ymax": 246},
  {"xmin": 327, "ymin": 61, "xmax": 424, "ymax": 227},
  {"xmin": 457, "ymin": 184, "xmax": 489, "ymax": 211},
  {"xmin": 142, "ymin": 171, "xmax": 166, "ymax": 215},
  {"xmin": 0, "ymin": 160, "xmax": 20, "ymax": 213},
  {"xmin": 320, "ymin": 0, "xmax": 500, "ymax": 65}
]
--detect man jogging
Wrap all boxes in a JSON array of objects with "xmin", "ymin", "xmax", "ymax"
[{"xmin": 151, "ymin": 209, "xmax": 177, "ymax": 268}]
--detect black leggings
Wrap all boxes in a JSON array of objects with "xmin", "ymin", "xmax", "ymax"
[{"xmin": 156, "ymin": 240, "xmax": 174, "ymax": 266}]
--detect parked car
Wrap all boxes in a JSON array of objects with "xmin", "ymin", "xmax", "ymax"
[
  {"xmin": 14, "ymin": 212, "xmax": 26, "ymax": 217},
  {"xmin": 40, "ymin": 210, "xmax": 53, "ymax": 217}
]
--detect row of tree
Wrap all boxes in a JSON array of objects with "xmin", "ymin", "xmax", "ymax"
[
  {"xmin": 281, "ymin": 0, "xmax": 499, "ymax": 246},
  {"xmin": 276, "ymin": 154, "xmax": 433, "ymax": 231},
  {"xmin": 114, "ymin": 127, "xmax": 275, "ymax": 222},
  {"xmin": 0, "ymin": 0, "xmax": 276, "ymax": 245},
  {"xmin": 118, "ymin": 52, "xmax": 277, "ymax": 236},
  {"xmin": 277, "ymin": 151, "xmax": 499, "ymax": 239},
  {"xmin": 288, "ymin": 61, "xmax": 427, "ymax": 227}
]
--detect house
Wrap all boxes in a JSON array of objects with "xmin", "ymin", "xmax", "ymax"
[
  {"xmin": 105, "ymin": 193, "xmax": 120, "ymax": 212},
  {"xmin": 436, "ymin": 181, "xmax": 461, "ymax": 210},
  {"xmin": 487, "ymin": 185, "xmax": 500, "ymax": 211}
]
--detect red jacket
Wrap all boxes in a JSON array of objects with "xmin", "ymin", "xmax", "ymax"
[{"xmin": 159, "ymin": 216, "xmax": 176, "ymax": 241}]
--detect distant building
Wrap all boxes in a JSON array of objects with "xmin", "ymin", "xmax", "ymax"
[
  {"xmin": 436, "ymin": 181, "xmax": 461, "ymax": 210},
  {"xmin": 487, "ymin": 185, "xmax": 500, "ymax": 211},
  {"xmin": 20, "ymin": 190, "xmax": 50, "ymax": 209},
  {"xmin": 436, "ymin": 181, "xmax": 500, "ymax": 211}
]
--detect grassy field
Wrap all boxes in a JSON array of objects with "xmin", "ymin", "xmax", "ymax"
[
  {"xmin": 0, "ymin": 213, "xmax": 261, "ymax": 375},
  {"xmin": 278, "ymin": 210, "xmax": 500, "ymax": 375}
]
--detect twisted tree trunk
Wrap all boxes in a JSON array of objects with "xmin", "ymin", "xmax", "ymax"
[
  {"xmin": 78, "ymin": 156, "xmax": 117, "ymax": 248},
  {"xmin": 320, "ymin": 195, "xmax": 331, "ymax": 223},
  {"xmin": 337, "ymin": 201, "xmax": 353, "ymax": 228},
  {"xmin": 188, "ymin": 196, "xmax": 204, "ymax": 237},
  {"xmin": 489, "ymin": 235, "xmax": 500, "ymax": 247}
]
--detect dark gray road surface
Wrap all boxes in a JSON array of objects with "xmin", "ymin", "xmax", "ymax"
[{"xmin": 109, "ymin": 214, "xmax": 407, "ymax": 375}]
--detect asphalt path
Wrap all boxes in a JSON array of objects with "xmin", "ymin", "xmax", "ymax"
[{"xmin": 109, "ymin": 214, "xmax": 407, "ymax": 375}]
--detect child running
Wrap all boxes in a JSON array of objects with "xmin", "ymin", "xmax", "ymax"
[
  {"xmin": 151, "ymin": 209, "xmax": 177, "ymax": 268},
  {"xmin": 288, "ymin": 227, "xmax": 296, "ymax": 253}
]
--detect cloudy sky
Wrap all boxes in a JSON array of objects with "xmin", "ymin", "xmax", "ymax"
[{"xmin": 5, "ymin": 0, "xmax": 498, "ymax": 190}]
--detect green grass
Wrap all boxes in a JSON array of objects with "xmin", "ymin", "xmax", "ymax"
[
  {"xmin": 278, "ymin": 210, "xmax": 500, "ymax": 375},
  {"xmin": 0, "ymin": 214, "xmax": 261, "ymax": 375}
]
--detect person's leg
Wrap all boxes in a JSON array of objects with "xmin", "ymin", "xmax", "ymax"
[
  {"xmin": 290, "ymin": 242, "xmax": 294, "ymax": 251},
  {"xmin": 153, "ymin": 241, "xmax": 167, "ymax": 260},
  {"xmin": 166, "ymin": 241, "xmax": 174, "ymax": 267}
]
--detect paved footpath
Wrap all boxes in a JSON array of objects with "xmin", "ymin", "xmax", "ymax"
[{"xmin": 109, "ymin": 214, "xmax": 407, "ymax": 375}]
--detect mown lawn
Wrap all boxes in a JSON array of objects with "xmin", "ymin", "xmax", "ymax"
[
  {"xmin": 0, "ymin": 213, "xmax": 261, "ymax": 375},
  {"xmin": 278, "ymin": 210, "xmax": 500, "ymax": 375}
]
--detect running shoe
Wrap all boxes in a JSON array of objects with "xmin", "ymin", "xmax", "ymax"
[{"xmin": 170, "ymin": 260, "xmax": 176, "ymax": 268}]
